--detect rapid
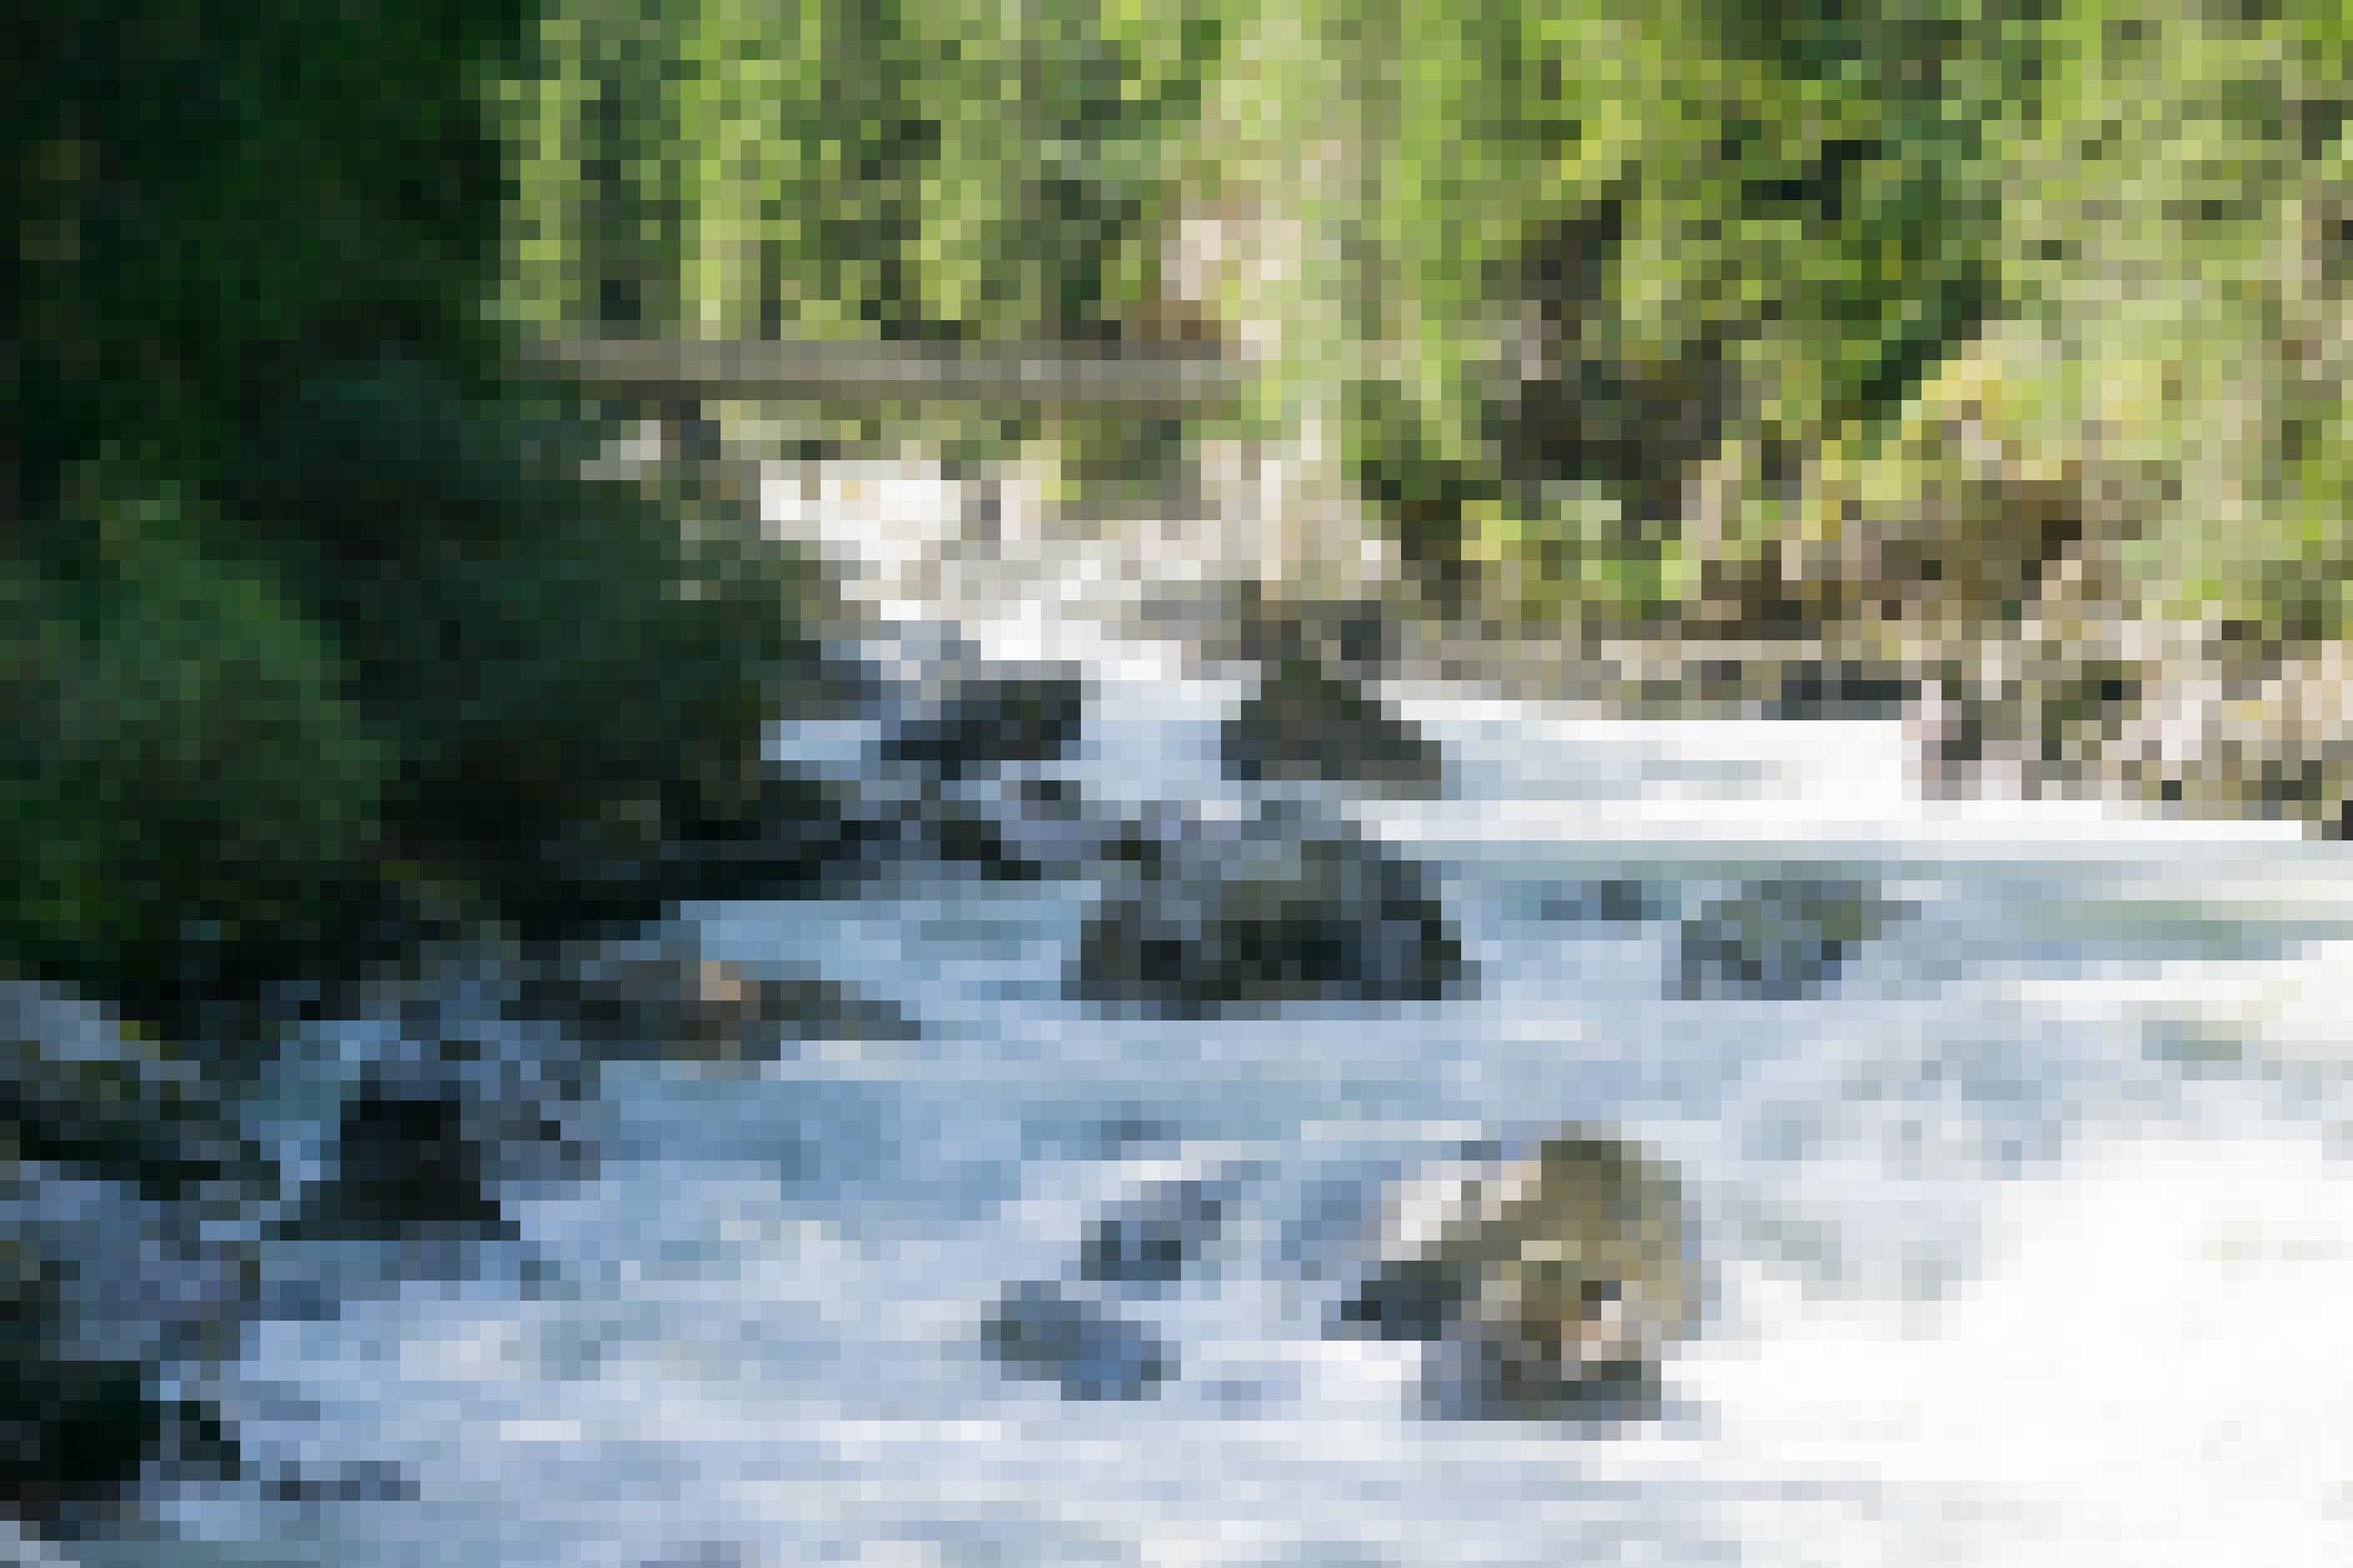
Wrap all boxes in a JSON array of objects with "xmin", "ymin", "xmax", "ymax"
[{"xmin": 94, "ymin": 452, "xmax": 2353, "ymax": 1568}]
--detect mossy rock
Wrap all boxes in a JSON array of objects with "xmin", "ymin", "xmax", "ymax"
[{"xmin": 1340, "ymin": 1129, "xmax": 1695, "ymax": 1420}]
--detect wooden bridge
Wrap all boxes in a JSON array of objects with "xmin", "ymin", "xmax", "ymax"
[
  {"xmin": 520, "ymin": 335, "xmax": 1251, "ymax": 414},
  {"xmin": 525, "ymin": 332, "xmax": 1391, "ymax": 606}
]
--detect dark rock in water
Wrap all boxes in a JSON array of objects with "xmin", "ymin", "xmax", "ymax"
[
  {"xmin": 4, "ymin": 1156, "xmax": 251, "ymax": 1530},
  {"xmin": 1224, "ymin": 593, "xmax": 1402, "ymax": 684},
  {"xmin": 259, "ymin": 1456, "xmax": 415, "ymax": 1505},
  {"xmin": 881, "ymin": 667, "xmax": 1086, "ymax": 780},
  {"xmin": 1079, "ymin": 1175, "xmax": 1240, "ymax": 1288},
  {"xmin": 519, "ymin": 944, "xmax": 913, "ymax": 1061},
  {"xmin": 963, "ymin": 776, "xmax": 1133, "ymax": 883},
  {"xmin": 982, "ymin": 1281, "xmax": 1174, "ymax": 1402},
  {"xmin": 513, "ymin": 772, "xmax": 879, "ymax": 936},
  {"xmin": 307, "ymin": 1085, "xmax": 513, "ymax": 1237},
  {"xmin": 0, "ymin": 988, "xmax": 259, "ymax": 1528},
  {"xmin": 1673, "ymin": 875, "xmax": 1897, "ymax": 1002},
  {"xmin": 1070, "ymin": 803, "xmax": 1467, "ymax": 1018},
  {"xmin": 910, "ymin": 793, "xmax": 1050, "ymax": 882},
  {"xmin": 1534, "ymin": 877, "xmax": 1664, "ymax": 927},
  {"xmin": 1766, "ymin": 660, "xmax": 1913, "ymax": 722},
  {"xmin": 1223, "ymin": 655, "xmax": 1444, "ymax": 795},
  {"xmin": 1337, "ymin": 1252, "xmax": 1481, "ymax": 1343},
  {"xmin": 2, "ymin": 981, "xmax": 268, "ymax": 1201},
  {"xmin": 1, "ymin": 1348, "xmax": 179, "ymax": 1528},
  {"xmin": 1335, "ymin": 1129, "xmax": 1694, "ymax": 1421}
]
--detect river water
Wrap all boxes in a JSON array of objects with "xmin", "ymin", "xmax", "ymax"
[{"xmin": 99, "ymin": 458, "xmax": 2353, "ymax": 1567}]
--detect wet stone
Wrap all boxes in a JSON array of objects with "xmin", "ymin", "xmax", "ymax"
[
  {"xmin": 1672, "ymin": 875, "xmax": 1898, "ymax": 1002},
  {"xmin": 1765, "ymin": 660, "xmax": 1914, "ymax": 722},
  {"xmin": 1070, "ymin": 802, "xmax": 1468, "ymax": 1018},
  {"xmin": 1533, "ymin": 877, "xmax": 1666, "ymax": 927},
  {"xmin": 1223, "ymin": 655, "xmax": 1444, "ymax": 796},
  {"xmin": 1078, "ymin": 1175, "xmax": 1241, "ymax": 1289},
  {"xmin": 982, "ymin": 1280, "xmax": 1175, "ymax": 1402},
  {"xmin": 2, "ymin": 981, "xmax": 267, "ymax": 1201},
  {"xmin": 304, "ymin": 1085, "xmax": 514, "ymax": 1238},
  {"xmin": 520, "ymin": 945, "xmax": 914, "ymax": 1061},
  {"xmin": 881, "ymin": 666, "xmax": 1086, "ymax": 780},
  {"xmin": 1335, "ymin": 1129, "xmax": 1695, "ymax": 1422},
  {"xmin": 4, "ymin": 1157, "xmax": 251, "ymax": 1530}
]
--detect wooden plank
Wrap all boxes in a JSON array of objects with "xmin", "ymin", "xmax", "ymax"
[{"xmin": 521, "ymin": 335, "xmax": 1249, "ymax": 411}]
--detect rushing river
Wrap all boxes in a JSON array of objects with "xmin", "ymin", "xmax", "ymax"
[{"xmin": 92, "ymin": 459, "xmax": 2353, "ymax": 1567}]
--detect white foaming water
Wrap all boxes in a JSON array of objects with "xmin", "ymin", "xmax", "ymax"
[
  {"xmin": 110, "ymin": 462, "xmax": 2353, "ymax": 1568},
  {"xmin": 1692, "ymin": 1132, "xmax": 2353, "ymax": 1566}
]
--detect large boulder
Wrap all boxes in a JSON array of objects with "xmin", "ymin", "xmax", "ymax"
[
  {"xmin": 1069, "ymin": 803, "xmax": 1468, "ymax": 1018},
  {"xmin": 1338, "ymin": 1130, "xmax": 1696, "ymax": 1419}
]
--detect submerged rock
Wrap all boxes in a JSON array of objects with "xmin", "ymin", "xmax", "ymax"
[
  {"xmin": 1532, "ymin": 877, "xmax": 1665, "ymax": 927},
  {"xmin": 1223, "ymin": 655, "xmax": 1443, "ymax": 795},
  {"xmin": 881, "ymin": 665, "xmax": 1086, "ymax": 780},
  {"xmin": 1672, "ymin": 874, "xmax": 1897, "ymax": 1002},
  {"xmin": 982, "ymin": 1281, "xmax": 1175, "ymax": 1402},
  {"xmin": 1070, "ymin": 803, "xmax": 1467, "ymax": 1018},
  {"xmin": 1337, "ymin": 1129, "xmax": 1695, "ymax": 1420},
  {"xmin": 1078, "ymin": 1173, "xmax": 1243, "ymax": 1289}
]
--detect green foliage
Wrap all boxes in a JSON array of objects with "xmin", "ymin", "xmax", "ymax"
[
  {"xmin": 496, "ymin": 0, "xmax": 2353, "ymax": 656},
  {"xmin": 2, "ymin": 462, "xmax": 390, "ymax": 1003},
  {"xmin": 14, "ymin": 2, "xmax": 529, "ymax": 507},
  {"xmin": 10, "ymin": 0, "xmax": 814, "ymax": 1019},
  {"xmin": 505, "ymin": 0, "xmax": 1235, "ymax": 344},
  {"xmin": 231, "ymin": 357, "xmax": 806, "ymax": 880}
]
